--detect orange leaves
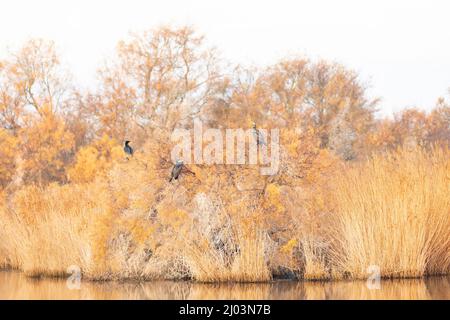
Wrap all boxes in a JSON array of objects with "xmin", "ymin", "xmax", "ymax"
[
  {"xmin": 280, "ymin": 238, "xmax": 298, "ymax": 254},
  {"xmin": 0, "ymin": 128, "xmax": 17, "ymax": 187},
  {"xmin": 364, "ymin": 102, "xmax": 450, "ymax": 154},
  {"xmin": 19, "ymin": 111, "xmax": 74, "ymax": 185},
  {"xmin": 264, "ymin": 183, "xmax": 284, "ymax": 215},
  {"xmin": 67, "ymin": 146, "xmax": 98, "ymax": 183},
  {"xmin": 67, "ymin": 135, "xmax": 122, "ymax": 183},
  {"xmin": 118, "ymin": 216, "xmax": 156, "ymax": 247},
  {"xmin": 157, "ymin": 207, "xmax": 189, "ymax": 231}
]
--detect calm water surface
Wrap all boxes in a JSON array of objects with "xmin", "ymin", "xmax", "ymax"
[{"xmin": 0, "ymin": 271, "xmax": 448, "ymax": 300}]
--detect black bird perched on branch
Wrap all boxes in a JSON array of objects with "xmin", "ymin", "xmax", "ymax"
[
  {"xmin": 169, "ymin": 160, "xmax": 184, "ymax": 182},
  {"xmin": 124, "ymin": 140, "xmax": 133, "ymax": 157},
  {"xmin": 252, "ymin": 122, "xmax": 266, "ymax": 146}
]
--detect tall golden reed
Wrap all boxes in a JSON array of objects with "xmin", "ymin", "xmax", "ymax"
[{"xmin": 329, "ymin": 147, "xmax": 450, "ymax": 279}]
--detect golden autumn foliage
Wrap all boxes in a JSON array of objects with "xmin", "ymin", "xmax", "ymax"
[
  {"xmin": 0, "ymin": 26, "xmax": 449, "ymax": 282},
  {"xmin": 19, "ymin": 108, "xmax": 74, "ymax": 185},
  {"xmin": 0, "ymin": 128, "xmax": 17, "ymax": 187},
  {"xmin": 67, "ymin": 135, "xmax": 123, "ymax": 183}
]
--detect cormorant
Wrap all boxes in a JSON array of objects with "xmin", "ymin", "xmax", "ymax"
[
  {"xmin": 124, "ymin": 140, "xmax": 133, "ymax": 156},
  {"xmin": 252, "ymin": 122, "xmax": 266, "ymax": 146},
  {"xmin": 169, "ymin": 160, "xmax": 184, "ymax": 182}
]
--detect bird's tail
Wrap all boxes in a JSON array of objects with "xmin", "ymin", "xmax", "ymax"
[{"xmin": 169, "ymin": 177, "xmax": 173, "ymax": 182}]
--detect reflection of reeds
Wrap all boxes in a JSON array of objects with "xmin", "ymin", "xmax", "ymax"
[
  {"xmin": 1, "ymin": 271, "xmax": 448, "ymax": 300},
  {"xmin": 425, "ymin": 276, "xmax": 450, "ymax": 300},
  {"xmin": 304, "ymin": 279, "xmax": 432, "ymax": 300}
]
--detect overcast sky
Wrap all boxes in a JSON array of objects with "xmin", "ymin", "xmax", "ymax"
[{"xmin": 0, "ymin": 0, "xmax": 449, "ymax": 116}]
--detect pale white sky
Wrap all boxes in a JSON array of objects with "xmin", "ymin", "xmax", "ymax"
[{"xmin": 1, "ymin": 0, "xmax": 449, "ymax": 116}]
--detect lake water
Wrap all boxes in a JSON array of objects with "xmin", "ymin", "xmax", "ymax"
[{"xmin": 0, "ymin": 271, "xmax": 448, "ymax": 300}]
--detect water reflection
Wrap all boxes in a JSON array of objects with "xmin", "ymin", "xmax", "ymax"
[{"xmin": 0, "ymin": 271, "xmax": 448, "ymax": 300}]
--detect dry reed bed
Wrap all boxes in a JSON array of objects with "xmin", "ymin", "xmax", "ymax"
[
  {"xmin": 0, "ymin": 147, "xmax": 449, "ymax": 281},
  {"xmin": 329, "ymin": 147, "xmax": 450, "ymax": 279}
]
